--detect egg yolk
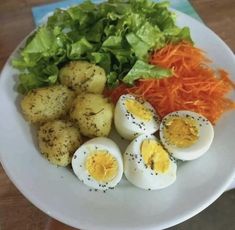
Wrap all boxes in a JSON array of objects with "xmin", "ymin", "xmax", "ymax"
[
  {"xmin": 141, "ymin": 139, "xmax": 170, "ymax": 173},
  {"xmin": 85, "ymin": 151, "xmax": 118, "ymax": 182},
  {"xmin": 125, "ymin": 98, "xmax": 152, "ymax": 121},
  {"xmin": 164, "ymin": 117, "xmax": 199, "ymax": 148}
]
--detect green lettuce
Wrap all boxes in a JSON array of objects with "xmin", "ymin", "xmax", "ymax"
[
  {"xmin": 12, "ymin": 0, "xmax": 193, "ymax": 93},
  {"xmin": 122, "ymin": 60, "xmax": 172, "ymax": 84}
]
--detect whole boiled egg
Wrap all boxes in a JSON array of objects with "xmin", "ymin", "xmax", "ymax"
[
  {"xmin": 72, "ymin": 137, "xmax": 123, "ymax": 190},
  {"xmin": 124, "ymin": 134, "xmax": 177, "ymax": 190},
  {"xmin": 114, "ymin": 94, "xmax": 160, "ymax": 140},
  {"xmin": 159, "ymin": 110, "xmax": 214, "ymax": 161}
]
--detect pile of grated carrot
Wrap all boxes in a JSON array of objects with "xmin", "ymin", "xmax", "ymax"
[{"xmin": 106, "ymin": 41, "xmax": 235, "ymax": 124}]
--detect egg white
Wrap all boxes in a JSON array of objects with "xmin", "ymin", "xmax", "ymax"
[
  {"xmin": 72, "ymin": 137, "xmax": 123, "ymax": 190},
  {"xmin": 114, "ymin": 94, "xmax": 160, "ymax": 140},
  {"xmin": 124, "ymin": 134, "xmax": 177, "ymax": 190},
  {"xmin": 159, "ymin": 110, "xmax": 214, "ymax": 161}
]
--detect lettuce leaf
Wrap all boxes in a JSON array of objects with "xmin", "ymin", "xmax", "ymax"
[
  {"xmin": 122, "ymin": 60, "xmax": 172, "ymax": 84},
  {"xmin": 12, "ymin": 0, "xmax": 193, "ymax": 93}
]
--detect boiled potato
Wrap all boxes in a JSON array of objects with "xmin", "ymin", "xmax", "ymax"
[
  {"xmin": 70, "ymin": 94, "xmax": 114, "ymax": 137},
  {"xmin": 38, "ymin": 120, "xmax": 82, "ymax": 166},
  {"xmin": 21, "ymin": 85, "xmax": 75, "ymax": 123},
  {"xmin": 59, "ymin": 61, "xmax": 106, "ymax": 94}
]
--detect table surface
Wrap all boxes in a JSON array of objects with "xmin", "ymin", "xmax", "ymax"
[{"xmin": 0, "ymin": 0, "xmax": 235, "ymax": 229}]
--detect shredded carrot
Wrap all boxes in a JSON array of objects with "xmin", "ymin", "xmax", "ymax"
[{"xmin": 105, "ymin": 41, "xmax": 235, "ymax": 124}]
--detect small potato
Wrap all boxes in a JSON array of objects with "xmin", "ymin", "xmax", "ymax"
[
  {"xmin": 38, "ymin": 120, "xmax": 82, "ymax": 166},
  {"xmin": 70, "ymin": 94, "xmax": 114, "ymax": 138},
  {"xmin": 21, "ymin": 85, "xmax": 75, "ymax": 123},
  {"xmin": 59, "ymin": 61, "xmax": 106, "ymax": 94}
]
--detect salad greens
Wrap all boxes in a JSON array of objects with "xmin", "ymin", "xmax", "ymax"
[
  {"xmin": 122, "ymin": 60, "xmax": 172, "ymax": 85},
  {"xmin": 12, "ymin": 0, "xmax": 192, "ymax": 93}
]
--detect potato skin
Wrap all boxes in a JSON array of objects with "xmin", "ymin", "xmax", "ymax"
[
  {"xmin": 70, "ymin": 94, "xmax": 114, "ymax": 138},
  {"xmin": 38, "ymin": 120, "xmax": 82, "ymax": 166},
  {"xmin": 59, "ymin": 61, "xmax": 106, "ymax": 94},
  {"xmin": 21, "ymin": 85, "xmax": 75, "ymax": 123}
]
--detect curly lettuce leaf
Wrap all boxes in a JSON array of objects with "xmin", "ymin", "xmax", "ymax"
[
  {"xmin": 67, "ymin": 37, "xmax": 93, "ymax": 59},
  {"xmin": 12, "ymin": 0, "xmax": 193, "ymax": 93},
  {"xmin": 122, "ymin": 60, "xmax": 172, "ymax": 84}
]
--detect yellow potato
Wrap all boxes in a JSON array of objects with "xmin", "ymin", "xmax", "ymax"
[
  {"xmin": 38, "ymin": 120, "xmax": 82, "ymax": 166},
  {"xmin": 59, "ymin": 61, "xmax": 106, "ymax": 94},
  {"xmin": 70, "ymin": 93, "xmax": 114, "ymax": 138},
  {"xmin": 21, "ymin": 85, "xmax": 75, "ymax": 123}
]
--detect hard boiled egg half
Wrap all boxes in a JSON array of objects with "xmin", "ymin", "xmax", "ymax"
[
  {"xmin": 114, "ymin": 94, "xmax": 160, "ymax": 140},
  {"xmin": 72, "ymin": 137, "xmax": 123, "ymax": 190},
  {"xmin": 160, "ymin": 110, "xmax": 214, "ymax": 161},
  {"xmin": 124, "ymin": 134, "xmax": 177, "ymax": 190}
]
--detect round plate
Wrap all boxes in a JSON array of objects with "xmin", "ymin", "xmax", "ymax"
[{"xmin": 0, "ymin": 10, "xmax": 235, "ymax": 230}]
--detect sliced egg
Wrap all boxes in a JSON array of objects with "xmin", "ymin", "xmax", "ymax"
[
  {"xmin": 114, "ymin": 94, "xmax": 160, "ymax": 140},
  {"xmin": 159, "ymin": 110, "xmax": 214, "ymax": 161},
  {"xmin": 72, "ymin": 137, "xmax": 123, "ymax": 190},
  {"xmin": 124, "ymin": 134, "xmax": 177, "ymax": 190}
]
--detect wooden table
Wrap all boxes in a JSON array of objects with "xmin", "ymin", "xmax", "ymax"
[{"xmin": 0, "ymin": 1, "xmax": 235, "ymax": 229}]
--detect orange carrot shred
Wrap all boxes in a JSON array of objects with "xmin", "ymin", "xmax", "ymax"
[{"xmin": 105, "ymin": 41, "xmax": 235, "ymax": 124}]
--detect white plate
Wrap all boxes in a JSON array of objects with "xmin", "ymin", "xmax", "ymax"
[{"xmin": 0, "ymin": 10, "xmax": 235, "ymax": 230}]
